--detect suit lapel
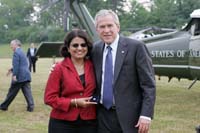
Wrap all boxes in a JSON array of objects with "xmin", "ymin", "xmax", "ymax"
[
  {"xmin": 114, "ymin": 37, "xmax": 128, "ymax": 85},
  {"xmin": 95, "ymin": 42, "xmax": 104, "ymax": 89}
]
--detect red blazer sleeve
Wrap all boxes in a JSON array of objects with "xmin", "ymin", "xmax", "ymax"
[{"xmin": 44, "ymin": 63, "xmax": 71, "ymax": 112}]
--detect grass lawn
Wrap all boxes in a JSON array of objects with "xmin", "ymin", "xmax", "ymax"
[
  {"xmin": 0, "ymin": 45, "xmax": 200, "ymax": 132},
  {"xmin": 0, "ymin": 58, "xmax": 54, "ymax": 133}
]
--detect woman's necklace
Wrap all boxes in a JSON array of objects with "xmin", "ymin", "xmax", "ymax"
[{"xmin": 74, "ymin": 63, "xmax": 84, "ymax": 75}]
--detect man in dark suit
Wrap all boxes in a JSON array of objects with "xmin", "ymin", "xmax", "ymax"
[
  {"xmin": 0, "ymin": 39, "xmax": 34, "ymax": 112},
  {"xmin": 92, "ymin": 9, "xmax": 156, "ymax": 133},
  {"xmin": 27, "ymin": 43, "xmax": 37, "ymax": 73}
]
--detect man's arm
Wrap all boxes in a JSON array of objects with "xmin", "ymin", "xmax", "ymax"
[
  {"xmin": 135, "ymin": 42, "xmax": 156, "ymax": 133},
  {"xmin": 12, "ymin": 52, "xmax": 20, "ymax": 81},
  {"xmin": 6, "ymin": 68, "xmax": 13, "ymax": 76}
]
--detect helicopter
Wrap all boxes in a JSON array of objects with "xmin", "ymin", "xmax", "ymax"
[
  {"xmin": 137, "ymin": 9, "xmax": 200, "ymax": 88},
  {"xmin": 36, "ymin": 0, "xmax": 200, "ymax": 88}
]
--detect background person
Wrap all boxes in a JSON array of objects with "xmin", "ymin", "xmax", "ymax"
[
  {"xmin": 27, "ymin": 43, "xmax": 37, "ymax": 73},
  {"xmin": 0, "ymin": 39, "xmax": 34, "ymax": 112},
  {"xmin": 44, "ymin": 29, "xmax": 97, "ymax": 133},
  {"xmin": 92, "ymin": 9, "xmax": 156, "ymax": 133}
]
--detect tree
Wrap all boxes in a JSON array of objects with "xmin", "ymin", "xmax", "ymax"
[
  {"xmin": 0, "ymin": 0, "xmax": 34, "ymax": 29},
  {"xmin": 0, "ymin": 0, "xmax": 67, "ymax": 43},
  {"xmin": 87, "ymin": 0, "xmax": 127, "ymax": 17},
  {"xmin": 35, "ymin": 0, "xmax": 64, "ymax": 27},
  {"xmin": 0, "ymin": 0, "xmax": 35, "ymax": 43},
  {"xmin": 120, "ymin": 0, "xmax": 151, "ymax": 30},
  {"xmin": 148, "ymin": 0, "xmax": 178, "ymax": 28},
  {"xmin": 149, "ymin": 0, "xmax": 200, "ymax": 28},
  {"xmin": 174, "ymin": 0, "xmax": 200, "ymax": 28}
]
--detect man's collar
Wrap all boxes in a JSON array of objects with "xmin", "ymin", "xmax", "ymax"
[{"xmin": 105, "ymin": 34, "xmax": 119, "ymax": 49}]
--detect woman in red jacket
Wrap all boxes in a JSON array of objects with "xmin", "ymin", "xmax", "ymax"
[{"xmin": 44, "ymin": 29, "xmax": 97, "ymax": 133}]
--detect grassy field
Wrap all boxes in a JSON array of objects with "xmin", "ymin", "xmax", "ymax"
[
  {"xmin": 0, "ymin": 58, "xmax": 54, "ymax": 133},
  {"xmin": 0, "ymin": 45, "xmax": 200, "ymax": 133}
]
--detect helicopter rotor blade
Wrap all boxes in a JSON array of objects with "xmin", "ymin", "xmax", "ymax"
[
  {"xmin": 63, "ymin": 0, "xmax": 70, "ymax": 32},
  {"xmin": 40, "ymin": 0, "xmax": 61, "ymax": 13}
]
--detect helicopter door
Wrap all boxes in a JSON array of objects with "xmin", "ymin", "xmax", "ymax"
[{"xmin": 189, "ymin": 18, "xmax": 200, "ymax": 79}]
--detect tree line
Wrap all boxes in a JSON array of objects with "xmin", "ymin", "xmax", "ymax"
[{"xmin": 0, "ymin": 0, "xmax": 200, "ymax": 44}]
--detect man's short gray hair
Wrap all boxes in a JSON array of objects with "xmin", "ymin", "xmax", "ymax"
[
  {"xmin": 11, "ymin": 39, "xmax": 22, "ymax": 47},
  {"xmin": 94, "ymin": 9, "xmax": 120, "ymax": 28}
]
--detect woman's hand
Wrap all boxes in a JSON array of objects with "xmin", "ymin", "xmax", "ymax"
[{"xmin": 76, "ymin": 97, "xmax": 97, "ymax": 108}]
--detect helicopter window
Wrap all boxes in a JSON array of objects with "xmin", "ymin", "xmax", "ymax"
[
  {"xmin": 194, "ymin": 20, "xmax": 200, "ymax": 36},
  {"xmin": 189, "ymin": 19, "xmax": 200, "ymax": 36}
]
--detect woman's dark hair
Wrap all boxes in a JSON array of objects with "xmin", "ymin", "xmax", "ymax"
[{"xmin": 60, "ymin": 29, "xmax": 93, "ymax": 58}]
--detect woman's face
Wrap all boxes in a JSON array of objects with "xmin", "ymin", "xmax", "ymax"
[{"xmin": 68, "ymin": 37, "xmax": 88, "ymax": 60}]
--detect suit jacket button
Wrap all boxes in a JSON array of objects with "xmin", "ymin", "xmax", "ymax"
[{"xmin": 80, "ymin": 93, "xmax": 83, "ymax": 96}]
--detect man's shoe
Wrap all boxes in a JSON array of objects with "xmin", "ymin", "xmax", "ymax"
[
  {"xmin": 0, "ymin": 106, "xmax": 8, "ymax": 111},
  {"xmin": 27, "ymin": 108, "xmax": 34, "ymax": 112}
]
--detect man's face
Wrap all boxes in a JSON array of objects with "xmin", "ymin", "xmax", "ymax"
[
  {"xmin": 31, "ymin": 43, "xmax": 35, "ymax": 48},
  {"xmin": 96, "ymin": 14, "xmax": 120, "ymax": 44},
  {"xmin": 10, "ymin": 42, "xmax": 17, "ymax": 51}
]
